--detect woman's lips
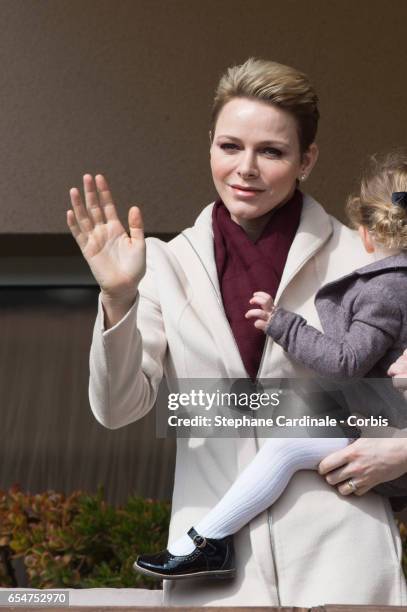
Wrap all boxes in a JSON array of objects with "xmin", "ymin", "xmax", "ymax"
[{"xmin": 230, "ymin": 184, "xmax": 265, "ymax": 197}]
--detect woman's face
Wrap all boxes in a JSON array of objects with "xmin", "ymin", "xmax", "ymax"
[{"xmin": 210, "ymin": 97, "xmax": 316, "ymax": 225}]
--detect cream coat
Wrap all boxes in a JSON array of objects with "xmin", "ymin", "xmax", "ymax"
[{"xmin": 89, "ymin": 195, "xmax": 407, "ymax": 607}]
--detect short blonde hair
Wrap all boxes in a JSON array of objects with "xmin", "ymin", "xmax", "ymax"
[
  {"xmin": 347, "ymin": 150, "xmax": 407, "ymax": 249},
  {"xmin": 210, "ymin": 57, "xmax": 319, "ymax": 154}
]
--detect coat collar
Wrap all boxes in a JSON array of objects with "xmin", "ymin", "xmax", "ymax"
[
  {"xmin": 181, "ymin": 193, "xmax": 333, "ymax": 301},
  {"xmin": 316, "ymin": 251, "xmax": 407, "ymax": 296},
  {"xmin": 353, "ymin": 251, "xmax": 407, "ymax": 275},
  {"xmin": 181, "ymin": 202, "xmax": 221, "ymax": 295}
]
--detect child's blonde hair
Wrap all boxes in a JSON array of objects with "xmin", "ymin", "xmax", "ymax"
[{"xmin": 347, "ymin": 149, "xmax": 407, "ymax": 250}]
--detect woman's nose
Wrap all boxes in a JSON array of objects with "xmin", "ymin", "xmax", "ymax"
[{"xmin": 237, "ymin": 153, "xmax": 259, "ymax": 179}]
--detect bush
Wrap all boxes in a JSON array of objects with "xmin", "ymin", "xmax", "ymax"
[
  {"xmin": 2, "ymin": 486, "xmax": 407, "ymax": 588},
  {"xmin": 0, "ymin": 486, "xmax": 170, "ymax": 588}
]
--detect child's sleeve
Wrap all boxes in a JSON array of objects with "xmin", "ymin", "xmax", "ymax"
[{"xmin": 266, "ymin": 284, "xmax": 402, "ymax": 378}]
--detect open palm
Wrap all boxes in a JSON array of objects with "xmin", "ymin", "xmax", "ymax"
[{"xmin": 67, "ymin": 174, "xmax": 146, "ymax": 297}]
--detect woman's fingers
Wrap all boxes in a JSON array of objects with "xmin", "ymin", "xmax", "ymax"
[
  {"xmin": 318, "ymin": 440, "xmax": 374, "ymax": 497},
  {"xmin": 387, "ymin": 356, "xmax": 407, "ymax": 376},
  {"xmin": 320, "ymin": 454, "xmax": 364, "ymax": 496},
  {"xmin": 337, "ymin": 480, "xmax": 359, "ymax": 496},
  {"xmin": 318, "ymin": 445, "xmax": 350, "ymax": 475},
  {"xmin": 95, "ymin": 174, "xmax": 120, "ymax": 222},
  {"xmin": 387, "ymin": 351, "xmax": 407, "ymax": 398},
  {"xmin": 324, "ymin": 463, "xmax": 353, "ymax": 486},
  {"xmin": 336, "ymin": 476, "xmax": 371, "ymax": 496},
  {"xmin": 83, "ymin": 174, "xmax": 105, "ymax": 225},
  {"xmin": 69, "ymin": 187, "xmax": 94, "ymax": 234},
  {"xmin": 128, "ymin": 206, "xmax": 145, "ymax": 241},
  {"xmin": 66, "ymin": 209, "xmax": 87, "ymax": 251}
]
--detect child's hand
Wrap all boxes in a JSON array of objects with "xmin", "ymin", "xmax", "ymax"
[{"xmin": 245, "ymin": 291, "xmax": 276, "ymax": 332}]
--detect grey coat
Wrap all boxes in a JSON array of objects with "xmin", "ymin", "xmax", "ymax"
[
  {"xmin": 267, "ymin": 252, "xmax": 407, "ymax": 508},
  {"xmin": 267, "ymin": 252, "xmax": 407, "ymax": 379}
]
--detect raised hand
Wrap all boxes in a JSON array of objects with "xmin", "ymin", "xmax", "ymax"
[
  {"xmin": 245, "ymin": 291, "xmax": 276, "ymax": 332},
  {"xmin": 67, "ymin": 174, "xmax": 146, "ymax": 301}
]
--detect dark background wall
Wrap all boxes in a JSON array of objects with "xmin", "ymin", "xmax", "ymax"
[{"xmin": 1, "ymin": 0, "xmax": 407, "ymax": 235}]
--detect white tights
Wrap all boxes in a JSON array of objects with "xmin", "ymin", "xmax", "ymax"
[{"xmin": 168, "ymin": 436, "xmax": 349, "ymax": 556}]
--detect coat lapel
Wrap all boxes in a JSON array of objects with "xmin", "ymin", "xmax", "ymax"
[
  {"xmin": 175, "ymin": 204, "xmax": 247, "ymax": 378},
  {"xmin": 275, "ymin": 195, "xmax": 333, "ymax": 303}
]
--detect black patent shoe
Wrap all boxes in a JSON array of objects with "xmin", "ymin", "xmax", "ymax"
[{"xmin": 133, "ymin": 527, "xmax": 236, "ymax": 580}]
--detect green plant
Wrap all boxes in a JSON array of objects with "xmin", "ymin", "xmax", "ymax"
[
  {"xmin": 0, "ymin": 486, "xmax": 170, "ymax": 588},
  {"xmin": 2, "ymin": 485, "xmax": 407, "ymax": 588}
]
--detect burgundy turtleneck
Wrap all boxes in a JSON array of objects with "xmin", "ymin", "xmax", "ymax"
[{"xmin": 212, "ymin": 190, "xmax": 303, "ymax": 380}]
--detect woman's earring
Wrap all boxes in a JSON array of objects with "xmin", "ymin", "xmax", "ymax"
[{"xmin": 299, "ymin": 173, "xmax": 307, "ymax": 182}]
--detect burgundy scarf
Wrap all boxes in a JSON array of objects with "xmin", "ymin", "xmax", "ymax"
[{"xmin": 212, "ymin": 190, "xmax": 303, "ymax": 380}]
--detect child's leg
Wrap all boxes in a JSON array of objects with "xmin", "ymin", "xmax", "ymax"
[{"xmin": 168, "ymin": 436, "xmax": 349, "ymax": 555}]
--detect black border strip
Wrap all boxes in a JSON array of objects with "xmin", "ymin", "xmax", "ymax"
[{"xmin": 0, "ymin": 233, "xmax": 176, "ymax": 257}]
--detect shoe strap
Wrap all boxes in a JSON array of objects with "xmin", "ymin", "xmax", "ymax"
[{"xmin": 188, "ymin": 527, "xmax": 210, "ymax": 550}]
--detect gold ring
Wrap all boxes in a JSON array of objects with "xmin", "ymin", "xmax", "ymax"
[{"xmin": 347, "ymin": 478, "xmax": 357, "ymax": 492}]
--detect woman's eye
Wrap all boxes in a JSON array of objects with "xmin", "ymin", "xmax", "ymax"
[
  {"xmin": 263, "ymin": 148, "xmax": 283, "ymax": 157},
  {"xmin": 218, "ymin": 143, "xmax": 283, "ymax": 156},
  {"xmin": 220, "ymin": 143, "xmax": 239, "ymax": 151}
]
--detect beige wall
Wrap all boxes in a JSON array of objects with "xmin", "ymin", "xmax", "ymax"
[{"xmin": 1, "ymin": 0, "xmax": 407, "ymax": 233}]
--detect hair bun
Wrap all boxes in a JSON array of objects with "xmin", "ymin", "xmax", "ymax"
[{"xmin": 346, "ymin": 150, "xmax": 407, "ymax": 250}]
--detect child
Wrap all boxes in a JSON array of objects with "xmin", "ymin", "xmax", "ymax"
[{"xmin": 134, "ymin": 150, "xmax": 407, "ymax": 581}]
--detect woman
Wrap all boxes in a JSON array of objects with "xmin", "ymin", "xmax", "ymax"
[{"xmin": 67, "ymin": 58, "xmax": 407, "ymax": 606}]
